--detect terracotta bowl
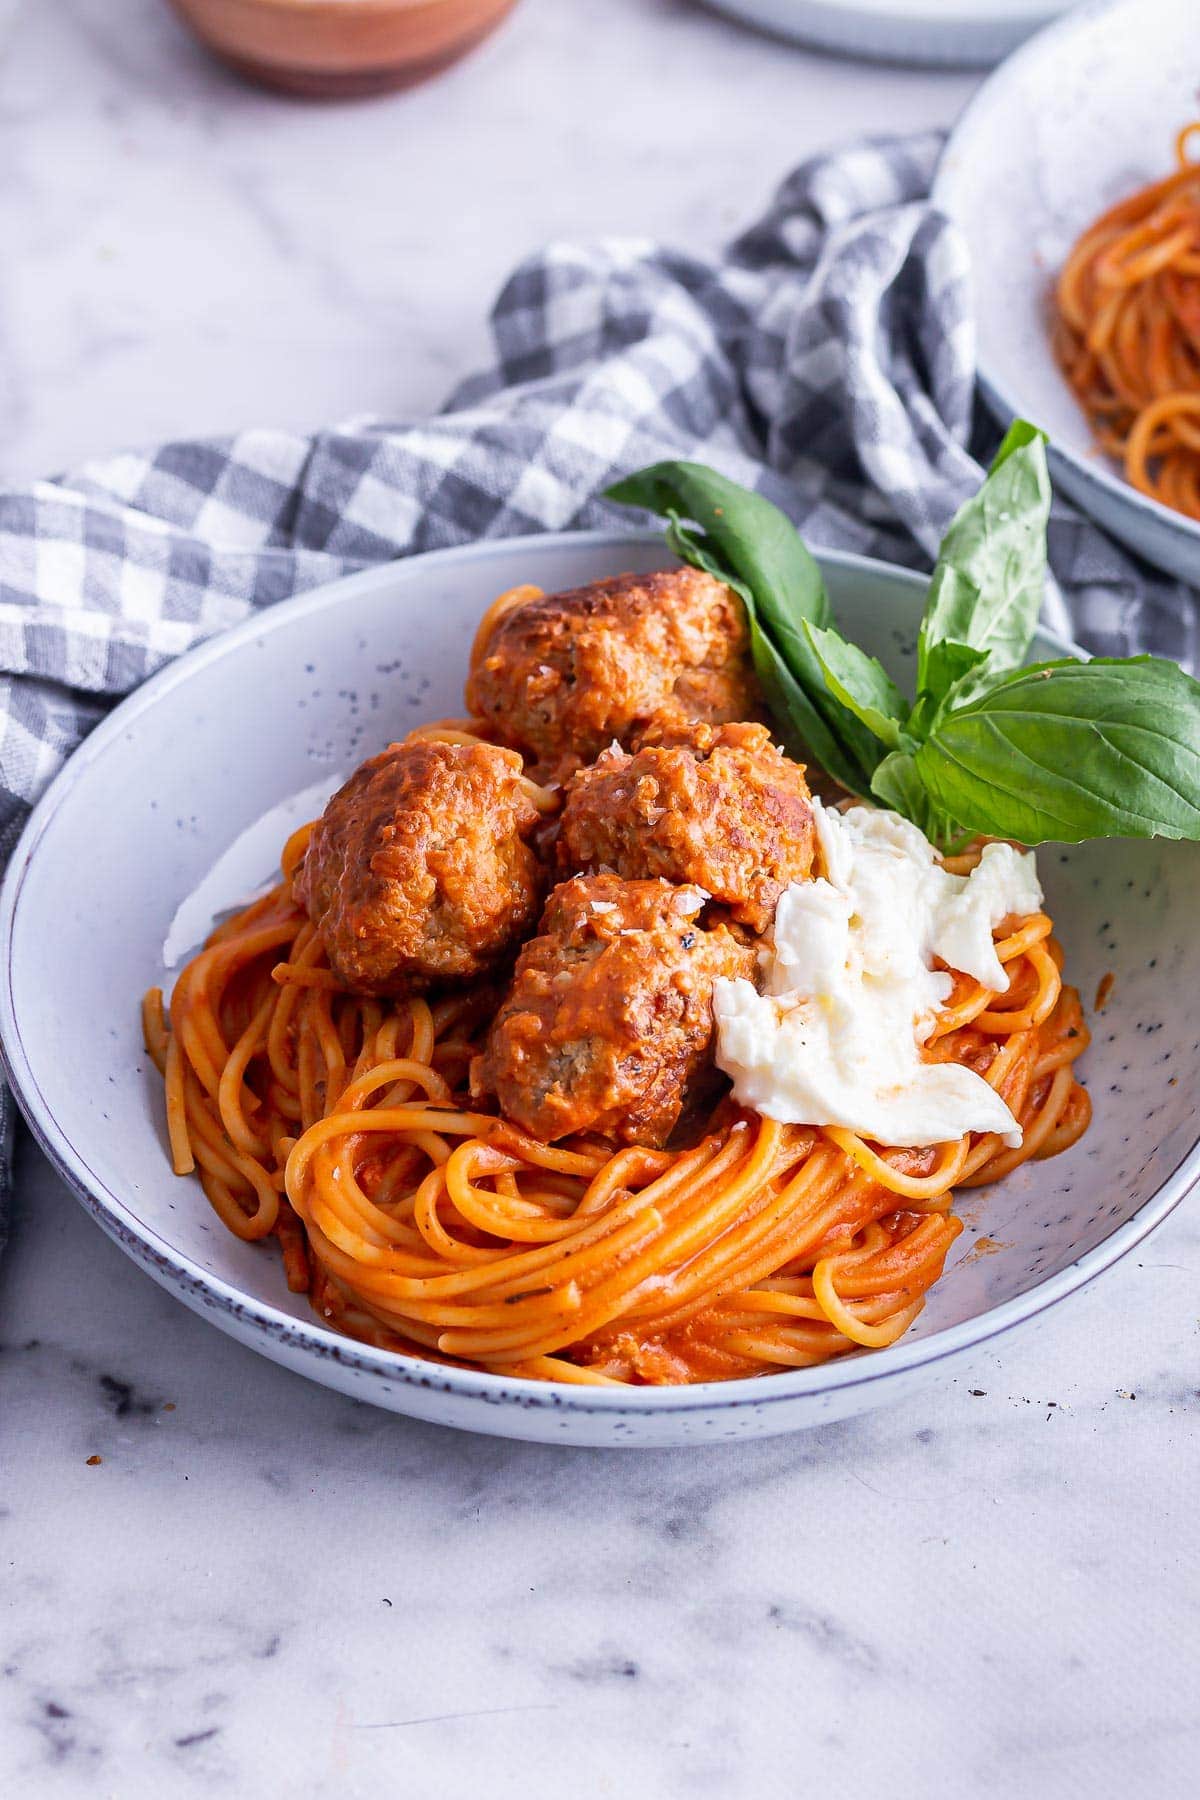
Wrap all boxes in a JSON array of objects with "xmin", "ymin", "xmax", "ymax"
[{"xmin": 166, "ymin": 0, "xmax": 518, "ymax": 97}]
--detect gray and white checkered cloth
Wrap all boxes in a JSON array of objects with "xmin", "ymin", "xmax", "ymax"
[{"xmin": 0, "ymin": 131, "xmax": 1195, "ymax": 1250}]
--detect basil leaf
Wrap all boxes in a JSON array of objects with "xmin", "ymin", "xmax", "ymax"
[
  {"xmin": 869, "ymin": 750, "xmax": 947, "ymax": 842},
  {"xmin": 606, "ymin": 461, "xmax": 832, "ymax": 640},
  {"xmin": 664, "ymin": 510, "xmax": 753, "ymax": 608},
  {"xmin": 921, "ymin": 638, "xmax": 991, "ymax": 703},
  {"xmin": 666, "ymin": 511, "xmax": 871, "ymax": 794},
  {"xmin": 748, "ymin": 629, "xmax": 869, "ymax": 794},
  {"xmin": 804, "ymin": 621, "xmax": 914, "ymax": 754},
  {"xmin": 608, "ymin": 461, "xmax": 880, "ymax": 792},
  {"xmin": 914, "ymin": 657, "xmax": 1200, "ymax": 844},
  {"xmin": 909, "ymin": 640, "xmax": 993, "ymax": 738},
  {"xmin": 916, "ymin": 422, "xmax": 1051, "ymax": 693}
]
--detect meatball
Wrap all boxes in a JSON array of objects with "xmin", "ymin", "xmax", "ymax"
[
  {"xmin": 296, "ymin": 739, "xmax": 541, "ymax": 995},
  {"xmin": 557, "ymin": 721, "xmax": 815, "ymax": 935},
  {"xmin": 463, "ymin": 567, "xmax": 761, "ymax": 774},
  {"xmin": 471, "ymin": 874, "xmax": 756, "ymax": 1147}
]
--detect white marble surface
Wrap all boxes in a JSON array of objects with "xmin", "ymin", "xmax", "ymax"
[{"xmin": 1, "ymin": 2, "xmax": 1198, "ymax": 1795}]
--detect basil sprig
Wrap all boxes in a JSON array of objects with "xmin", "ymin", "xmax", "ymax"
[
  {"xmin": 605, "ymin": 427, "xmax": 1200, "ymax": 849},
  {"xmin": 605, "ymin": 462, "xmax": 876, "ymax": 793}
]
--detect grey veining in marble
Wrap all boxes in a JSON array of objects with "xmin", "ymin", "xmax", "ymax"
[
  {"xmin": 0, "ymin": 2, "xmax": 1196, "ymax": 1795},
  {"xmin": 5, "ymin": 1139, "xmax": 1199, "ymax": 1797}
]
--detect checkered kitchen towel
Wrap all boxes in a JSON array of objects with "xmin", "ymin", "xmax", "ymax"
[{"xmin": 0, "ymin": 131, "xmax": 1195, "ymax": 1251}]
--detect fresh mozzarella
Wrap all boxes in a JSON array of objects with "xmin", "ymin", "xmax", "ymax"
[{"xmin": 713, "ymin": 800, "xmax": 1043, "ymax": 1149}]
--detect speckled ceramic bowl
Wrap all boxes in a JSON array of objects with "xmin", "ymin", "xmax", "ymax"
[
  {"xmin": 1, "ymin": 532, "xmax": 1197, "ymax": 1447},
  {"xmin": 933, "ymin": 0, "xmax": 1200, "ymax": 584}
]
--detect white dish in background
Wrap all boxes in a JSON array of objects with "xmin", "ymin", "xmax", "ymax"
[
  {"xmin": 703, "ymin": 0, "xmax": 1072, "ymax": 69},
  {"xmin": 934, "ymin": 0, "xmax": 1200, "ymax": 584},
  {"xmin": 1, "ymin": 531, "xmax": 1197, "ymax": 1448}
]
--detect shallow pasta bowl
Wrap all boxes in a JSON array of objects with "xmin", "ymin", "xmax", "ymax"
[
  {"xmin": 1, "ymin": 530, "xmax": 1197, "ymax": 1448},
  {"xmin": 933, "ymin": 0, "xmax": 1200, "ymax": 583}
]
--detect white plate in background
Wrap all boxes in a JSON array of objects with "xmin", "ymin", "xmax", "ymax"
[
  {"xmin": 703, "ymin": 0, "xmax": 1074, "ymax": 68},
  {"xmin": 934, "ymin": 0, "xmax": 1200, "ymax": 582}
]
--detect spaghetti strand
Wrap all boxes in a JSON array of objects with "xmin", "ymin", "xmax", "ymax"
[{"xmin": 144, "ymin": 862, "xmax": 1088, "ymax": 1384}]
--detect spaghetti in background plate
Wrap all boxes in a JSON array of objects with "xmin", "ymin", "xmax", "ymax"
[
  {"xmin": 1051, "ymin": 124, "xmax": 1200, "ymax": 523},
  {"xmin": 2, "ymin": 532, "xmax": 1199, "ymax": 1446},
  {"xmin": 933, "ymin": 0, "xmax": 1200, "ymax": 584}
]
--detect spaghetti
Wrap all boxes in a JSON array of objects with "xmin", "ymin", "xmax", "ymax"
[
  {"xmin": 1053, "ymin": 122, "xmax": 1200, "ymax": 519},
  {"xmin": 143, "ymin": 809, "xmax": 1091, "ymax": 1387}
]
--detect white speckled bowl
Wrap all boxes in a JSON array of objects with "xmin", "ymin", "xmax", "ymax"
[
  {"xmin": 934, "ymin": 0, "xmax": 1200, "ymax": 584},
  {"xmin": 1, "ymin": 532, "xmax": 1197, "ymax": 1447}
]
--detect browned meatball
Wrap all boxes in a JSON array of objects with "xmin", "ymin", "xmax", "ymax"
[
  {"xmin": 296, "ymin": 740, "xmax": 541, "ymax": 995},
  {"xmin": 557, "ymin": 721, "xmax": 815, "ymax": 935},
  {"xmin": 471, "ymin": 874, "xmax": 756, "ymax": 1147},
  {"xmin": 464, "ymin": 568, "xmax": 761, "ymax": 775}
]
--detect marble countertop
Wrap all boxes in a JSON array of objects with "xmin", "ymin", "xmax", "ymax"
[{"xmin": 2, "ymin": 3, "xmax": 1197, "ymax": 1795}]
